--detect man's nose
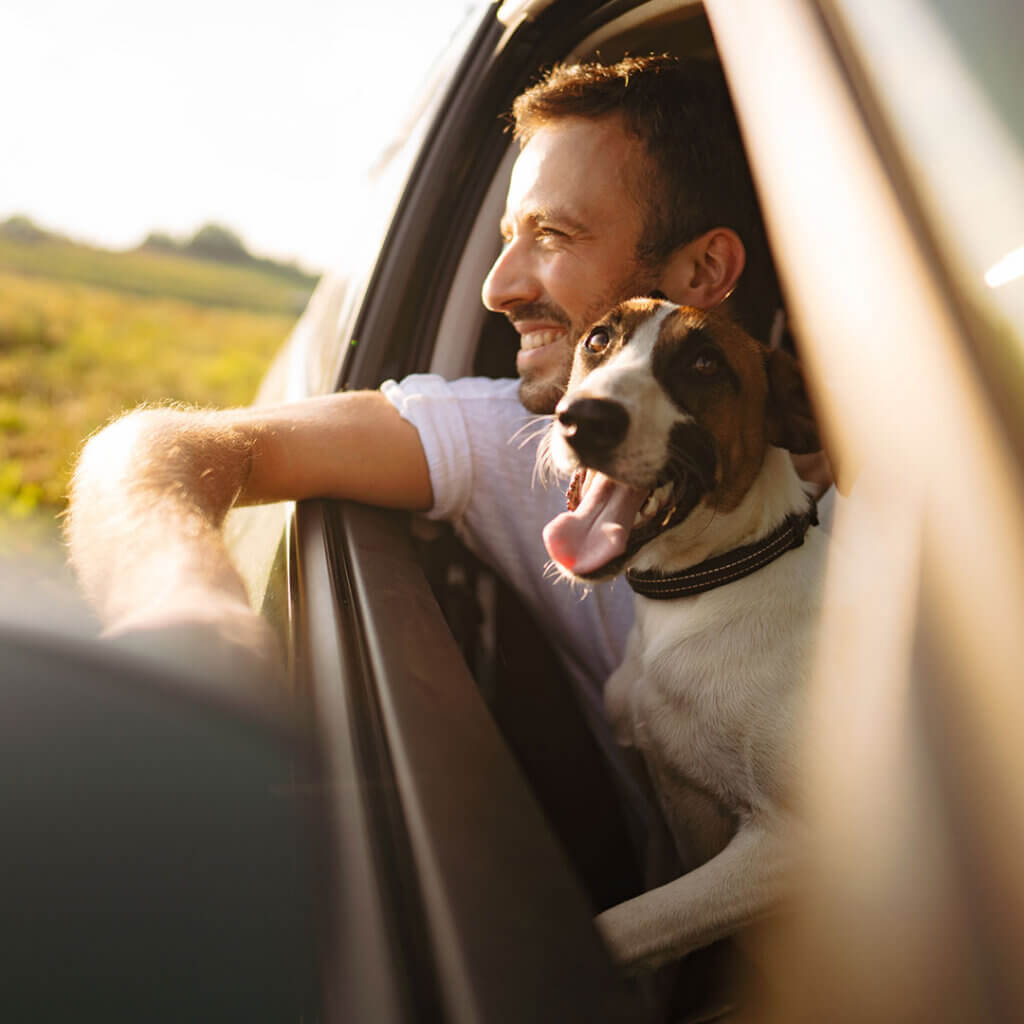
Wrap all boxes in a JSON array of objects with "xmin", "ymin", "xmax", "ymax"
[{"xmin": 481, "ymin": 238, "xmax": 540, "ymax": 313}]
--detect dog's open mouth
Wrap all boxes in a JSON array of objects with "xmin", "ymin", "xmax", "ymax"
[{"xmin": 543, "ymin": 468, "xmax": 684, "ymax": 578}]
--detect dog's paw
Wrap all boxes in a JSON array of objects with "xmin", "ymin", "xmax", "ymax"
[
  {"xmin": 595, "ymin": 900, "xmax": 662, "ymax": 973},
  {"xmin": 596, "ymin": 892, "xmax": 705, "ymax": 974},
  {"xmin": 595, "ymin": 906, "xmax": 636, "ymax": 971}
]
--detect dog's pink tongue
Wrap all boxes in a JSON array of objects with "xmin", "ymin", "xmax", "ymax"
[{"xmin": 544, "ymin": 472, "xmax": 647, "ymax": 575}]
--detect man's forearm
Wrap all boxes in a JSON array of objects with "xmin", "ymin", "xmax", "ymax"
[
  {"xmin": 66, "ymin": 390, "xmax": 432, "ymax": 642},
  {"xmin": 66, "ymin": 406, "xmax": 257, "ymax": 630}
]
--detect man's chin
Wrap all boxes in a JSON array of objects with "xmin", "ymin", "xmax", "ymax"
[
  {"xmin": 518, "ymin": 374, "xmax": 566, "ymax": 414},
  {"xmin": 516, "ymin": 347, "xmax": 572, "ymax": 414}
]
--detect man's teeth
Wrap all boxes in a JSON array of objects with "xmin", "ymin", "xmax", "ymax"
[
  {"xmin": 521, "ymin": 329, "xmax": 562, "ymax": 351},
  {"xmin": 634, "ymin": 482, "xmax": 674, "ymax": 526}
]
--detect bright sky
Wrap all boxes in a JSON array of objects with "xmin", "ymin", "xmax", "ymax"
[{"xmin": 1, "ymin": 0, "xmax": 481, "ymax": 273}]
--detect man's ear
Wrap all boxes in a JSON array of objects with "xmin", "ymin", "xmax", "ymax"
[
  {"xmin": 765, "ymin": 347, "xmax": 821, "ymax": 454},
  {"xmin": 659, "ymin": 227, "xmax": 746, "ymax": 310}
]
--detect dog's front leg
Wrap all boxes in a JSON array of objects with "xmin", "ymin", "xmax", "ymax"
[
  {"xmin": 604, "ymin": 625, "xmax": 644, "ymax": 746},
  {"xmin": 594, "ymin": 817, "xmax": 792, "ymax": 972}
]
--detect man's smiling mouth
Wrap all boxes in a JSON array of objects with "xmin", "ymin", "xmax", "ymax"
[{"xmin": 519, "ymin": 328, "xmax": 565, "ymax": 351}]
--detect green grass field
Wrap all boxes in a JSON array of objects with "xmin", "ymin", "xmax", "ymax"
[{"xmin": 0, "ymin": 239, "xmax": 316, "ymax": 563}]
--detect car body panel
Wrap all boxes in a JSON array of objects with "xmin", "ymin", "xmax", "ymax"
[{"xmin": 1, "ymin": 622, "xmax": 321, "ymax": 1020}]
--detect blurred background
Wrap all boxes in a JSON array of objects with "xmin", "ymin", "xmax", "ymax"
[{"xmin": 0, "ymin": 0, "xmax": 476, "ymax": 588}]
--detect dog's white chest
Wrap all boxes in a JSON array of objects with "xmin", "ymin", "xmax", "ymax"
[{"xmin": 607, "ymin": 556, "xmax": 818, "ymax": 817}]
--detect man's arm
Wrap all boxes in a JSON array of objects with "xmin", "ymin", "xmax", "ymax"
[{"xmin": 66, "ymin": 391, "xmax": 432, "ymax": 659}]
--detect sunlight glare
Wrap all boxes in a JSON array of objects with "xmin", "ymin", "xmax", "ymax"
[{"xmin": 985, "ymin": 245, "xmax": 1024, "ymax": 289}]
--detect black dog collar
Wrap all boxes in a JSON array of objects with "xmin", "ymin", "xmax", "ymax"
[{"xmin": 625, "ymin": 500, "xmax": 819, "ymax": 600}]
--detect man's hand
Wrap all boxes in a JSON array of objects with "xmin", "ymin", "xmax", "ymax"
[{"xmin": 104, "ymin": 580, "xmax": 284, "ymax": 674}]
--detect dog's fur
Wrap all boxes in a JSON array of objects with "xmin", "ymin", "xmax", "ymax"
[{"xmin": 540, "ymin": 299, "xmax": 826, "ymax": 972}]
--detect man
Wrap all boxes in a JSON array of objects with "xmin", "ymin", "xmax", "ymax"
[{"xmin": 67, "ymin": 57, "xmax": 789, "ymax": 708}]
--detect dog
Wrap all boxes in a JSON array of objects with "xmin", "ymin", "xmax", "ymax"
[{"xmin": 540, "ymin": 298, "xmax": 826, "ymax": 973}]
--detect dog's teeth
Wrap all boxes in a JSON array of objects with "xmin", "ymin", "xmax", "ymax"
[
  {"xmin": 661, "ymin": 505, "xmax": 677, "ymax": 527},
  {"xmin": 635, "ymin": 490, "xmax": 661, "ymax": 526}
]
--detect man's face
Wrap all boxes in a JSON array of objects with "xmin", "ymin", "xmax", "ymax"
[{"xmin": 481, "ymin": 115, "xmax": 659, "ymax": 414}]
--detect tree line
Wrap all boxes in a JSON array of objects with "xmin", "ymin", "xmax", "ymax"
[{"xmin": 0, "ymin": 215, "xmax": 318, "ymax": 285}]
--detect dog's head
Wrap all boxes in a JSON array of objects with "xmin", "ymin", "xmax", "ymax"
[{"xmin": 542, "ymin": 298, "xmax": 819, "ymax": 581}]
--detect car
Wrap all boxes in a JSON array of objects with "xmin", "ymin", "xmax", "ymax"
[{"xmin": 7, "ymin": 0, "xmax": 1023, "ymax": 1020}]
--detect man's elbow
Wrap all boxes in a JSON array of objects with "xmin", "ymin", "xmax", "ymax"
[
  {"xmin": 66, "ymin": 406, "xmax": 254, "ymax": 564},
  {"xmin": 65, "ymin": 405, "xmax": 257, "ymax": 616}
]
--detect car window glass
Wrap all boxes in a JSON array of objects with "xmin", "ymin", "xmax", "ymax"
[{"xmin": 828, "ymin": 0, "xmax": 1024, "ymax": 404}]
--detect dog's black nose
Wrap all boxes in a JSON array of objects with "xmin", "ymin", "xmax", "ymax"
[{"xmin": 557, "ymin": 397, "xmax": 629, "ymax": 460}]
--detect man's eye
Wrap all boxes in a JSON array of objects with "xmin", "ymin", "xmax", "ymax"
[{"xmin": 584, "ymin": 327, "xmax": 611, "ymax": 354}]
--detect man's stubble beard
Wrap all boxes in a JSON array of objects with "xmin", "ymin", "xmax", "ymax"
[{"xmin": 518, "ymin": 353, "xmax": 573, "ymax": 414}]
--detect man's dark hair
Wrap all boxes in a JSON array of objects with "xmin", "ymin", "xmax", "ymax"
[{"xmin": 512, "ymin": 55, "xmax": 783, "ymax": 343}]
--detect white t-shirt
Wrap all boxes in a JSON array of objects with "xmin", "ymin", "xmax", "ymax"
[{"xmin": 382, "ymin": 374, "xmax": 635, "ymax": 707}]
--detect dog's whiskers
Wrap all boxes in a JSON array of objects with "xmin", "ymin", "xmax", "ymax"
[
  {"xmin": 507, "ymin": 414, "xmax": 568, "ymax": 490},
  {"xmin": 534, "ymin": 426, "xmax": 574, "ymax": 490},
  {"xmin": 510, "ymin": 414, "xmax": 553, "ymax": 449},
  {"xmin": 543, "ymin": 558, "xmax": 593, "ymax": 598},
  {"xmin": 542, "ymin": 558, "xmax": 563, "ymax": 582}
]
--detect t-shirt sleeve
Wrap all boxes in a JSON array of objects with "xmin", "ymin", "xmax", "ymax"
[{"xmin": 380, "ymin": 374, "xmax": 526, "ymax": 523}]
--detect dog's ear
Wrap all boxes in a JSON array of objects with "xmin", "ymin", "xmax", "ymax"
[{"xmin": 764, "ymin": 347, "xmax": 820, "ymax": 454}]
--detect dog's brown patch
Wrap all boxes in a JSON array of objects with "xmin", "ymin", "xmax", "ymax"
[{"xmin": 651, "ymin": 308, "xmax": 772, "ymax": 513}]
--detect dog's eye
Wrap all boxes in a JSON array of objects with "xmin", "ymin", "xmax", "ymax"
[
  {"xmin": 692, "ymin": 352, "xmax": 719, "ymax": 375},
  {"xmin": 584, "ymin": 327, "xmax": 610, "ymax": 354}
]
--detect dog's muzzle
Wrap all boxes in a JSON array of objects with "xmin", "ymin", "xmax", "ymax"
[{"xmin": 556, "ymin": 397, "xmax": 629, "ymax": 465}]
